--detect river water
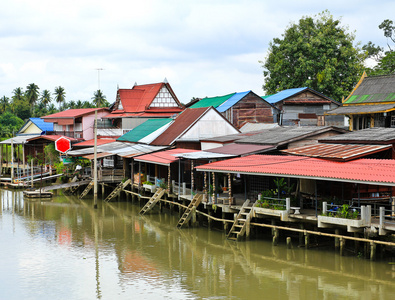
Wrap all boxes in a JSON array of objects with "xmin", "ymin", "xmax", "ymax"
[{"xmin": 0, "ymin": 189, "xmax": 394, "ymax": 300}]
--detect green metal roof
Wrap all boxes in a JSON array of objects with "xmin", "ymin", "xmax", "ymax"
[
  {"xmin": 189, "ymin": 93, "xmax": 236, "ymax": 108},
  {"xmin": 117, "ymin": 118, "xmax": 172, "ymax": 142}
]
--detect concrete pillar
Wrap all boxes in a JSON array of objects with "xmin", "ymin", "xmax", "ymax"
[
  {"xmin": 182, "ymin": 182, "xmax": 186, "ymax": 195},
  {"xmin": 222, "ymin": 212, "xmax": 228, "ymax": 232},
  {"xmin": 273, "ymin": 228, "xmax": 279, "ymax": 246},
  {"xmin": 323, "ymin": 201, "xmax": 327, "ymax": 215},
  {"xmin": 305, "ymin": 233, "xmax": 309, "ymax": 249}
]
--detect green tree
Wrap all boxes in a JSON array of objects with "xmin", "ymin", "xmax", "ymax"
[
  {"xmin": 12, "ymin": 87, "xmax": 24, "ymax": 101},
  {"xmin": 25, "ymin": 83, "xmax": 40, "ymax": 111},
  {"xmin": 0, "ymin": 96, "xmax": 9, "ymax": 113},
  {"xmin": 364, "ymin": 19, "xmax": 395, "ymax": 75},
  {"xmin": 92, "ymin": 89, "xmax": 107, "ymax": 108},
  {"xmin": 54, "ymin": 86, "xmax": 66, "ymax": 110},
  {"xmin": 40, "ymin": 89, "xmax": 52, "ymax": 109},
  {"xmin": 261, "ymin": 11, "xmax": 366, "ymax": 101}
]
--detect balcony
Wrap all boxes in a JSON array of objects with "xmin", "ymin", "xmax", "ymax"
[{"xmin": 47, "ymin": 131, "xmax": 83, "ymax": 139}]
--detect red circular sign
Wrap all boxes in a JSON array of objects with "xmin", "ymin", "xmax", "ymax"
[{"xmin": 55, "ymin": 137, "xmax": 71, "ymax": 153}]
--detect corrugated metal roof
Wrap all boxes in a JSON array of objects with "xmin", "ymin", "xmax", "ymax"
[
  {"xmin": 236, "ymin": 126, "xmax": 346, "ymax": 145},
  {"xmin": 195, "ymin": 155, "xmax": 395, "ymax": 186},
  {"xmin": 0, "ymin": 134, "xmax": 40, "ymax": 145},
  {"xmin": 208, "ymin": 143, "xmax": 275, "ymax": 155},
  {"xmin": 174, "ymin": 151, "xmax": 235, "ymax": 160},
  {"xmin": 150, "ymin": 107, "xmax": 209, "ymax": 146},
  {"xmin": 216, "ymin": 91, "xmax": 250, "ymax": 112},
  {"xmin": 320, "ymin": 127, "xmax": 395, "ymax": 144},
  {"xmin": 42, "ymin": 108, "xmax": 108, "ymax": 119},
  {"xmin": 30, "ymin": 118, "xmax": 54, "ymax": 132},
  {"xmin": 134, "ymin": 148, "xmax": 199, "ymax": 166},
  {"xmin": 189, "ymin": 93, "xmax": 235, "ymax": 108},
  {"xmin": 73, "ymin": 139, "xmax": 117, "ymax": 147},
  {"xmin": 281, "ymin": 143, "xmax": 391, "ymax": 161},
  {"xmin": 239, "ymin": 123, "xmax": 279, "ymax": 133},
  {"xmin": 325, "ymin": 103, "xmax": 395, "ymax": 115},
  {"xmin": 117, "ymin": 118, "xmax": 173, "ymax": 143},
  {"xmin": 265, "ymin": 87, "xmax": 307, "ymax": 104},
  {"xmin": 344, "ymin": 74, "xmax": 395, "ymax": 104}
]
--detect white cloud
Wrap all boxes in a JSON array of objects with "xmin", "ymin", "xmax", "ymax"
[{"xmin": 0, "ymin": 0, "xmax": 394, "ymax": 105}]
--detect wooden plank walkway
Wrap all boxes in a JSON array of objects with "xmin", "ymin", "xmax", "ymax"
[{"xmin": 40, "ymin": 180, "xmax": 91, "ymax": 192}]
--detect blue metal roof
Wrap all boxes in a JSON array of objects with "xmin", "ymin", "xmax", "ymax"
[
  {"xmin": 264, "ymin": 87, "xmax": 308, "ymax": 104},
  {"xmin": 30, "ymin": 118, "xmax": 53, "ymax": 132},
  {"xmin": 216, "ymin": 91, "xmax": 251, "ymax": 112}
]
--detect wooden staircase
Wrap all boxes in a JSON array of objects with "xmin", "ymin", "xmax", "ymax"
[
  {"xmin": 79, "ymin": 181, "xmax": 94, "ymax": 199},
  {"xmin": 227, "ymin": 200, "xmax": 254, "ymax": 241},
  {"xmin": 177, "ymin": 193, "xmax": 203, "ymax": 229},
  {"xmin": 104, "ymin": 179, "xmax": 132, "ymax": 202},
  {"xmin": 139, "ymin": 188, "xmax": 166, "ymax": 215}
]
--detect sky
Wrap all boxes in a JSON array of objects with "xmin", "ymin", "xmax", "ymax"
[{"xmin": 0, "ymin": 0, "xmax": 394, "ymax": 106}]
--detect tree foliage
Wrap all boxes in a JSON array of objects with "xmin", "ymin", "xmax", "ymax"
[
  {"xmin": 92, "ymin": 89, "xmax": 109, "ymax": 108},
  {"xmin": 261, "ymin": 11, "xmax": 366, "ymax": 101},
  {"xmin": 364, "ymin": 19, "xmax": 395, "ymax": 76}
]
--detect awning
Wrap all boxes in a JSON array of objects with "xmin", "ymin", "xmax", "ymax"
[
  {"xmin": 325, "ymin": 104, "xmax": 395, "ymax": 115},
  {"xmin": 83, "ymin": 152, "xmax": 114, "ymax": 160},
  {"xmin": 57, "ymin": 119, "xmax": 74, "ymax": 125},
  {"xmin": 195, "ymin": 154, "xmax": 395, "ymax": 186},
  {"xmin": 281, "ymin": 143, "xmax": 392, "ymax": 161},
  {"xmin": 175, "ymin": 151, "xmax": 236, "ymax": 160},
  {"xmin": 0, "ymin": 134, "xmax": 40, "ymax": 145},
  {"xmin": 134, "ymin": 148, "xmax": 199, "ymax": 166}
]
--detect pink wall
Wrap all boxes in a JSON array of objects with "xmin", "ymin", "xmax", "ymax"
[{"xmin": 82, "ymin": 110, "xmax": 109, "ymax": 140}]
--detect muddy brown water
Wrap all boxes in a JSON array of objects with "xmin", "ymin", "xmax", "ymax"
[{"xmin": 0, "ymin": 189, "xmax": 394, "ymax": 300}]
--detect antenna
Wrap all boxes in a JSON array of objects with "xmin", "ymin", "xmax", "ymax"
[{"xmin": 96, "ymin": 68, "xmax": 104, "ymax": 90}]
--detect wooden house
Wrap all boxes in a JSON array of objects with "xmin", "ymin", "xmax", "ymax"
[
  {"xmin": 188, "ymin": 90, "xmax": 279, "ymax": 128},
  {"xmin": 325, "ymin": 73, "xmax": 395, "ymax": 131},
  {"xmin": 265, "ymin": 87, "xmax": 343, "ymax": 127}
]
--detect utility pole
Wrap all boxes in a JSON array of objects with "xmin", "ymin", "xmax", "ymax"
[{"xmin": 93, "ymin": 110, "xmax": 98, "ymax": 209}]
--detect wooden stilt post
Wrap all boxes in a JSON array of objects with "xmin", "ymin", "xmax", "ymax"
[
  {"xmin": 340, "ymin": 237, "xmax": 345, "ymax": 256},
  {"xmin": 203, "ymin": 172, "xmax": 207, "ymax": 203},
  {"xmin": 273, "ymin": 228, "xmax": 279, "ymax": 246},
  {"xmin": 287, "ymin": 237, "xmax": 292, "ymax": 249},
  {"xmin": 305, "ymin": 232, "xmax": 310, "ymax": 249},
  {"xmin": 370, "ymin": 242, "xmax": 376, "ymax": 261},
  {"xmin": 212, "ymin": 172, "xmax": 216, "ymax": 204},
  {"xmin": 228, "ymin": 173, "xmax": 232, "ymax": 205},
  {"xmin": 191, "ymin": 160, "xmax": 194, "ymax": 197},
  {"xmin": 222, "ymin": 212, "xmax": 228, "ymax": 232},
  {"xmin": 167, "ymin": 166, "xmax": 171, "ymax": 194},
  {"xmin": 335, "ymin": 229, "xmax": 340, "ymax": 249}
]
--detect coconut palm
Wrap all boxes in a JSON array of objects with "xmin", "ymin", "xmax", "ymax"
[
  {"xmin": 0, "ymin": 96, "xmax": 9, "ymax": 113},
  {"xmin": 12, "ymin": 87, "xmax": 24, "ymax": 101},
  {"xmin": 25, "ymin": 83, "xmax": 39, "ymax": 111},
  {"xmin": 40, "ymin": 89, "xmax": 52, "ymax": 109},
  {"xmin": 54, "ymin": 86, "xmax": 66, "ymax": 110},
  {"xmin": 92, "ymin": 89, "xmax": 106, "ymax": 108}
]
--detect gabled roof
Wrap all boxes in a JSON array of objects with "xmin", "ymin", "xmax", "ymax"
[
  {"xmin": 26, "ymin": 135, "xmax": 78, "ymax": 142},
  {"xmin": 111, "ymin": 82, "xmax": 183, "ymax": 115},
  {"xmin": 73, "ymin": 139, "xmax": 117, "ymax": 147},
  {"xmin": 236, "ymin": 126, "xmax": 347, "ymax": 146},
  {"xmin": 189, "ymin": 93, "xmax": 235, "ymax": 109},
  {"xmin": 150, "ymin": 107, "xmax": 209, "ymax": 146},
  {"xmin": 117, "ymin": 118, "xmax": 173, "ymax": 143},
  {"xmin": 42, "ymin": 108, "xmax": 108, "ymax": 119},
  {"xmin": 196, "ymin": 155, "xmax": 395, "ymax": 186},
  {"xmin": 265, "ymin": 87, "xmax": 337, "ymax": 105},
  {"xmin": 343, "ymin": 74, "xmax": 395, "ymax": 105}
]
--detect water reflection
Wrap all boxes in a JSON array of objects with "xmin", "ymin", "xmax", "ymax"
[{"xmin": 0, "ymin": 189, "xmax": 394, "ymax": 300}]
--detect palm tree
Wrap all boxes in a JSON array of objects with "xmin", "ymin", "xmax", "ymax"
[
  {"xmin": 25, "ymin": 83, "xmax": 39, "ymax": 111},
  {"xmin": 12, "ymin": 87, "xmax": 24, "ymax": 101},
  {"xmin": 92, "ymin": 89, "xmax": 106, "ymax": 108},
  {"xmin": 76, "ymin": 100, "xmax": 83, "ymax": 108},
  {"xmin": 54, "ymin": 86, "xmax": 66, "ymax": 110},
  {"xmin": 0, "ymin": 96, "xmax": 9, "ymax": 113},
  {"xmin": 68, "ymin": 100, "xmax": 76, "ymax": 109},
  {"xmin": 40, "ymin": 89, "xmax": 52, "ymax": 109}
]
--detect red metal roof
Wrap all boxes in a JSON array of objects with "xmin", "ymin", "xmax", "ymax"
[
  {"xmin": 42, "ymin": 108, "xmax": 108, "ymax": 119},
  {"xmin": 26, "ymin": 135, "xmax": 78, "ymax": 142},
  {"xmin": 281, "ymin": 143, "xmax": 392, "ymax": 161},
  {"xmin": 134, "ymin": 148, "xmax": 199, "ymax": 166},
  {"xmin": 196, "ymin": 154, "xmax": 395, "ymax": 185},
  {"xmin": 111, "ymin": 83, "xmax": 183, "ymax": 114},
  {"xmin": 73, "ymin": 139, "xmax": 117, "ymax": 147},
  {"xmin": 150, "ymin": 107, "xmax": 210, "ymax": 146}
]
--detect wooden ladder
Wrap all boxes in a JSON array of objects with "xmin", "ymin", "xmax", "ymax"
[
  {"xmin": 139, "ymin": 188, "xmax": 165, "ymax": 215},
  {"xmin": 104, "ymin": 179, "xmax": 132, "ymax": 202},
  {"xmin": 227, "ymin": 200, "xmax": 253, "ymax": 241},
  {"xmin": 79, "ymin": 181, "xmax": 94, "ymax": 199},
  {"xmin": 176, "ymin": 193, "xmax": 203, "ymax": 229}
]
